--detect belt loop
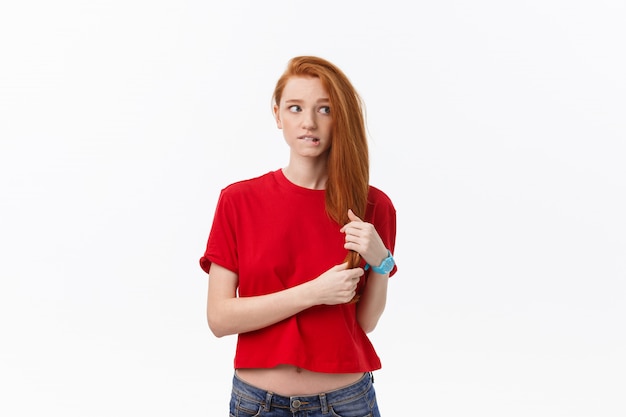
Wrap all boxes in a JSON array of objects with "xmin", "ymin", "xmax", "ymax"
[
  {"xmin": 319, "ymin": 392, "xmax": 329, "ymax": 414},
  {"xmin": 370, "ymin": 372, "xmax": 375, "ymax": 384},
  {"xmin": 264, "ymin": 392, "xmax": 273, "ymax": 412}
]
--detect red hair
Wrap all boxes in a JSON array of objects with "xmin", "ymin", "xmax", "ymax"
[{"xmin": 272, "ymin": 56, "xmax": 369, "ymax": 271}]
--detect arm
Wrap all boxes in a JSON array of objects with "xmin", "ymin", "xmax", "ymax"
[
  {"xmin": 207, "ymin": 262, "xmax": 364, "ymax": 338},
  {"xmin": 341, "ymin": 209, "xmax": 391, "ymax": 333},
  {"xmin": 356, "ymin": 270, "xmax": 389, "ymax": 333}
]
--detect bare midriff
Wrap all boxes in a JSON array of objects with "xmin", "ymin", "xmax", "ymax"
[{"xmin": 236, "ymin": 364, "xmax": 365, "ymax": 396}]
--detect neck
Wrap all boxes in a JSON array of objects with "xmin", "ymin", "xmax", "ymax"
[{"xmin": 282, "ymin": 159, "xmax": 328, "ymax": 190}]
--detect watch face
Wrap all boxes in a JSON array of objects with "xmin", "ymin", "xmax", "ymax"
[
  {"xmin": 371, "ymin": 252, "xmax": 394, "ymax": 274},
  {"xmin": 381, "ymin": 258, "xmax": 394, "ymax": 273},
  {"xmin": 373, "ymin": 256, "xmax": 394, "ymax": 274}
]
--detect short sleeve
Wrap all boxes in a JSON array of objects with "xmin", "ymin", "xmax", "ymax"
[
  {"xmin": 199, "ymin": 188, "xmax": 239, "ymax": 275},
  {"xmin": 367, "ymin": 187, "xmax": 398, "ymax": 277}
]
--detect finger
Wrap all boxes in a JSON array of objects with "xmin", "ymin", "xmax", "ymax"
[
  {"xmin": 344, "ymin": 241, "xmax": 360, "ymax": 252},
  {"xmin": 332, "ymin": 262, "xmax": 349, "ymax": 271},
  {"xmin": 349, "ymin": 268, "xmax": 364, "ymax": 280},
  {"xmin": 347, "ymin": 209, "xmax": 363, "ymax": 223},
  {"xmin": 344, "ymin": 229, "xmax": 360, "ymax": 241}
]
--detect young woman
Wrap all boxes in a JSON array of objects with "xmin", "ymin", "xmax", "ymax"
[{"xmin": 200, "ymin": 56, "xmax": 397, "ymax": 416}]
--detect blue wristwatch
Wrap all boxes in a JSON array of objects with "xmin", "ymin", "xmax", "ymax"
[{"xmin": 365, "ymin": 250, "xmax": 395, "ymax": 274}]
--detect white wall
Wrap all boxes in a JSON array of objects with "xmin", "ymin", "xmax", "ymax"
[{"xmin": 1, "ymin": 1, "xmax": 624, "ymax": 416}]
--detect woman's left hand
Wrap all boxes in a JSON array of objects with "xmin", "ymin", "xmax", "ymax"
[{"xmin": 340, "ymin": 209, "xmax": 388, "ymax": 267}]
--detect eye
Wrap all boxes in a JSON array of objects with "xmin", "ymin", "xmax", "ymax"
[
  {"xmin": 288, "ymin": 105, "xmax": 301, "ymax": 113},
  {"xmin": 319, "ymin": 106, "xmax": 331, "ymax": 115}
]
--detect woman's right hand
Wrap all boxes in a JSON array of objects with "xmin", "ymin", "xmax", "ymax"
[{"xmin": 310, "ymin": 262, "xmax": 364, "ymax": 305}]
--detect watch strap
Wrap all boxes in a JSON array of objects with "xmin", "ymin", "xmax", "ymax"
[{"xmin": 364, "ymin": 250, "xmax": 394, "ymax": 274}]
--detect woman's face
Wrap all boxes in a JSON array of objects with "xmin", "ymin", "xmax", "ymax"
[{"xmin": 274, "ymin": 76, "xmax": 333, "ymax": 160}]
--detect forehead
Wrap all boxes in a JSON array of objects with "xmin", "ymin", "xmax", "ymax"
[{"xmin": 281, "ymin": 76, "xmax": 329, "ymax": 102}]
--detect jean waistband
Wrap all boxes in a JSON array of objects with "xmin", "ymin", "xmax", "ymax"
[{"xmin": 232, "ymin": 371, "xmax": 374, "ymax": 412}]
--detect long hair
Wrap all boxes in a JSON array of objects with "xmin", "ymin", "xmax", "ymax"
[{"xmin": 272, "ymin": 56, "xmax": 369, "ymax": 271}]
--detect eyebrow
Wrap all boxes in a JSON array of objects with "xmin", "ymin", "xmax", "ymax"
[{"xmin": 284, "ymin": 98, "xmax": 330, "ymax": 104}]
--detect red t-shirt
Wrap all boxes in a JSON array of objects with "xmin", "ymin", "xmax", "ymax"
[{"xmin": 199, "ymin": 169, "xmax": 397, "ymax": 373}]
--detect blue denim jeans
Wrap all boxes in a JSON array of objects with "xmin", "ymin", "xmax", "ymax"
[{"xmin": 229, "ymin": 371, "xmax": 381, "ymax": 417}]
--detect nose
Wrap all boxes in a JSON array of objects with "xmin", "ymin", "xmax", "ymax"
[{"xmin": 301, "ymin": 110, "xmax": 317, "ymax": 130}]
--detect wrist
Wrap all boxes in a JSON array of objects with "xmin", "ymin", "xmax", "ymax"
[
  {"xmin": 372, "ymin": 250, "xmax": 388, "ymax": 267},
  {"xmin": 293, "ymin": 280, "xmax": 318, "ymax": 309}
]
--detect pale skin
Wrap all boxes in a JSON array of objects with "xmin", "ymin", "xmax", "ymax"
[{"xmin": 207, "ymin": 76, "xmax": 390, "ymax": 395}]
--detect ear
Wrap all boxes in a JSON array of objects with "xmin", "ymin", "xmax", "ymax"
[{"xmin": 273, "ymin": 105, "xmax": 282, "ymax": 129}]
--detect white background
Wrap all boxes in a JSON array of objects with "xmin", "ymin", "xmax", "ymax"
[{"xmin": 1, "ymin": 1, "xmax": 625, "ymax": 416}]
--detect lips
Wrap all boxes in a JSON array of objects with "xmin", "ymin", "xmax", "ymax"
[{"xmin": 299, "ymin": 135, "xmax": 320, "ymax": 143}]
